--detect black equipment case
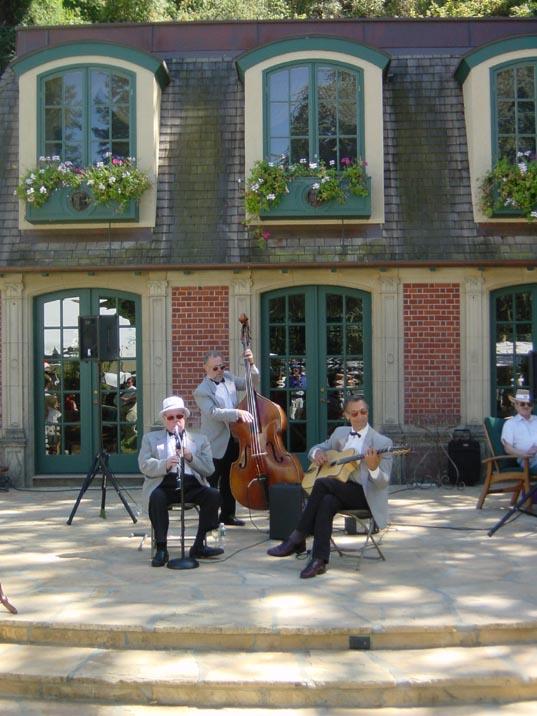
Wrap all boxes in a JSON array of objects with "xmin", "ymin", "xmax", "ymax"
[{"xmin": 447, "ymin": 429, "xmax": 481, "ymax": 485}]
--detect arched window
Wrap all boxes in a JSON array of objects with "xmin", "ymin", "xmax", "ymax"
[
  {"xmin": 265, "ymin": 62, "xmax": 364, "ymax": 167},
  {"xmin": 40, "ymin": 66, "xmax": 135, "ymax": 165},
  {"xmin": 492, "ymin": 60, "xmax": 536, "ymax": 163}
]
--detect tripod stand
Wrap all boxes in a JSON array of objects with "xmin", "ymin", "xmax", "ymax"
[
  {"xmin": 67, "ymin": 361, "xmax": 137, "ymax": 525},
  {"xmin": 488, "ymin": 481, "xmax": 537, "ymax": 537},
  {"xmin": 167, "ymin": 428, "xmax": 199, "ymax": 570}
]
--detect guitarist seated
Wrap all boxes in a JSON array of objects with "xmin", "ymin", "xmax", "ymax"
[{"xmin": 267, "ymin": 395, "xmax": 393, "ymax": 579}]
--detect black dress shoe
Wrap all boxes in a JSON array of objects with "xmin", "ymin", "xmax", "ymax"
[
  {"xmin": 267, "ymin": 538, "xmax": 307, "ymax": 557},
  {"xmin": 151, "ymin": 549, "xmax": 169, "ymax": 567},
  {"xmin": 189, "ymin": 545, "xmax": 224, "ymax": 558},
  {"xmin": 300, "ymin": 558, "xmax": 327, "ymax": 579},
  {"xmin": 221, "ymin": 517, "xmax": 245, "ymax": 527}
]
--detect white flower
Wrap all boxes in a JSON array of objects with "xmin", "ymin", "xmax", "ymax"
[
  {"xmin": 38, "ymin": 156, "xmax": 46, "ymax": 162},
  {"xmin": 98, "ymin": 183, "xmax": 105, "ymax": 190},
  {"xmin": 309, "ymin": 162, "xmax": 318, "ymax": 169},
  {"xmin": 321, "ymin": 177, "xmax": 330, "ymax": 183},
  {"xmin": 268, "ymin": 162, "xmax": 274, "ymax": 167},
  {"xmin": 96, "ymin": 162, "xmax": 104, "ymax": 168},
  {"xmin": 86, "ymin": 179, "xmax": 94, "ymax": 186},
  {"xmin": 329, "ymin": 160, "xmax": 335, "ymax": 166},
  {"xmin": 531, "ymin": 211, "xmax": 537, "ymax": 218},
  {"xmin": 518, "ymin": 162, "xmax": 528, "ymax": 174},
  {"xmin": 267, "ymin": 193, "xmax": 276, "ymax": 201},
  {"xmin": 312, "ymin": 182, "xmax": 320, "ymax": 190},
  {"xmin": 26, "ymin": 187, "xmax": 34, "ymax": 195},
  {"xmin": 299, "ymin": 158, "xmax": 307, "ymax": 164},
  {"xmin": 52, "ymin": 155, "xmax": 60, "ymax": 161},
  {"xmin": 108, "ymin": 177, "xmax": 116, "ymax": 184},
  {"xmin": 39, "ymin": 186, "xmax": 47, "ymax": 194}
]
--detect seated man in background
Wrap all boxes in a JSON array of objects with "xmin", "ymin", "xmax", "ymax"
[
  {"xmin": 502, "ymin": 388, "xmax": 537, "ymax": 471},
  {"xmin": 138, "ymin": 395, "xmax": 222, "ymax": 567},
  {"xmin": 267, "ymin": 395, "xmax": 393, "ymax": 579}
]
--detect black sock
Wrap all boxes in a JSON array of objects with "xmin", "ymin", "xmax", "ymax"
[{"xmin": 156, "ymin": 541, "xmax": 167, "ymax": 551}]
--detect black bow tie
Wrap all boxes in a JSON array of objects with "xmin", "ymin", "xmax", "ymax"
[
  {"xmin": 211, "ymin": 379, "xmax": 223, "ymax": 385},
  {"xmin": 349, "ymin": 431, "xmax": 361, "ymax": 438}
]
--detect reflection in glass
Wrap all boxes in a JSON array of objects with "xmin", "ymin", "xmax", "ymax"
[
  {"xmin": 63, "ymin": 361, "xmax": 80, "ymax": 390},
  {"xmin": 64, "ymin": 425, "xmax": 81, "ymax": 454},
  {"xmin": 289, "ymin": 325, "xmax": 305, "ymax": 355},
  {"xmin": 44, "ymin": 300, "xmax": 61, "ymax": 327},
  {"xmin": 327, "ymin": 325, "xmax": 343, "ymax": 354},
  {"xmin": 288, "ymin": 294, "xmax": 305, "ymax": 322},
  {"xmin": 346, "ymin": 325, "xmax": 363, "ymax": 354},
  {"xmin": 326, "ymin": 294, "xmax": 343, "ymax": 322},
  {"xmin": 327, "ymin": 357, "xmax": 343, "ymax": 387},
  {"xmin": 346, "ymin": 360, "xmax": 363, "ymax": 388},
  {"xmin": 63, "ymin": 393, "xmax": 80, "ymax": 422},
  {"xmin": 102, "ymin": 424, "xmax": 118, "ymax": 453},
  {"xmin": 268, "ymin": 297, "xmax": 285, "ymax": 323},
  {"xmin": 120, "ymin": 326, "xmax": 136, "ymax": 358},
  {"xmin": 289, "ymin": 423, "xmax": 307, "ymax": 453},
  {"xmin": 515, "ymin": 292, "xmax": 532, "ymax": 321},
  {"xmin": 45, "ymin": 393, "xmax": 62, "ymax": 455},
  {"xmin": 120, "ymin": 423, "xmax": 138, "ymax": 453},
  {"xmin": 270, "ymin": 359, "xmax": 287, "ymax": 389},
  {"xmin": 290, "ymin": 391, "xmax": 306, "ymax": 420},
  {"xmin": 118, "ymin": 299, "xmax": 135, "ymax": 326},
  {"xmin": 62, "ymin": 297, "xmax": 80, "ymax": 327},
  {"xmin": 62, "ymin": 328, "xmax": 79, "ymax": 358},
  {"xmin": 346, "ymin": 296, "xmax": 362, "ymax": 323},
  {"xmin": 495, "ymin": 295, "xmax": 513, "ymax": 322},
  {"xmin": 327, "ymin": 391, "xmax": 344, "ymax": 420},
  {"xmin": 269, "ymin": 326, "xmax": 285, "ymax": 355},
  {"xmin": 269, "ymin": 390, "xmax": 286, "ymax": 412},
  {"xmin": 44, "ymin": 329, "xmax": 61, "ymax": 359}
]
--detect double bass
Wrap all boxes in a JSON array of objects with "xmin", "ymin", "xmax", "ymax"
[{"xmin": 230, "ymin": 314, "xmax": 303, "ymax": 510}]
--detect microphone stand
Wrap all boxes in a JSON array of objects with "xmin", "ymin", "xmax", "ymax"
[{"xmin": 167, "ymin": 428, "xmax": 199, "ymax": 570}]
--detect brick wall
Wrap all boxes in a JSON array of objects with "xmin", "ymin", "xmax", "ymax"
[
  {"xmin": 404, "ymin": 283, "xmax": 461, "ymax": 426},
  {"xmin": 171, "ymin": 286, "xmax": 229, "ymax": 426}
]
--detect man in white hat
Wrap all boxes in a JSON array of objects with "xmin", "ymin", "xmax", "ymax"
[
  {"xmin": 138, "ymin": 395, "xmax": 222, "ymax": 567},
  {"xmin": 502, "ymin": 388, "xmax": 537, "ymax": 470}
]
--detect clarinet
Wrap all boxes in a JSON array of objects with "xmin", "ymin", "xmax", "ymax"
[{"xmin": 174, "ymin": 426, "xmax": 184, "ymax": 490}]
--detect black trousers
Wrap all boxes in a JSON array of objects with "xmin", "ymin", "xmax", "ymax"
[
  {"xmin": 148, "ymin": 475, "xmax": 220, "ymax": 550},
  {"xmin": 297, "ymin": 477, "xmax": 369, "ymax": 563},
  {"xmin": 208, "ymin": 436, "xmax": 239, "ymax": 520}
]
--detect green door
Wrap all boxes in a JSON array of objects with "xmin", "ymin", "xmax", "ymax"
[
  {"xmin": 35, "ymin": 289, "xmax": 142, "ymax": 474},
  {"xmin": 261, "ymin": 286, "xmax": 372, "ymax": 466}
]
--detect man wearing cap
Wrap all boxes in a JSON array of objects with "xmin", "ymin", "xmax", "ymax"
[
  {"xmin": 502, "ymin": 388, "xmax": 537, "ymax": 471},
  {"xmin": 193, "ymin": 349, "xmax": 258, "ymax": 527},
  {"xmin": 138, "ymin": 396, "xmax": 222, "ymax": 567}
]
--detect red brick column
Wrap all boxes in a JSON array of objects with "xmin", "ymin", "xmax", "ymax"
[
  {"xmin": 171, "ymin": 286, "xmax": 229, "ymax": 426},
  {"xmin": 403, "ymin": 283, "xmax": 461, "ymax": 426}
]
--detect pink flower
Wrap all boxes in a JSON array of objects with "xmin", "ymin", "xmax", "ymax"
[
  {"xmin": 340, "ymin": 157, "xmax": 352, "ymax": 167},
  {"xmin": 262, "ymin": 230, "xmax": 271, "ymax": 241}
]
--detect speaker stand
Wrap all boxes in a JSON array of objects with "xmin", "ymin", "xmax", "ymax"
[{"xmin": 66, "ymin": 449, "xmax": 137, "ymax": 525}]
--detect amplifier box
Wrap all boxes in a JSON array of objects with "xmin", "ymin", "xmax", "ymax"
[{"xmin": 268, "ymin": 484, "xmax": 303, "ymax": 540}]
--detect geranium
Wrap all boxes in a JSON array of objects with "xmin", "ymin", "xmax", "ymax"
[
  {"xmin": 17, "ymin": 155, "xmax": 151, "ymax": 211},
  {"xmin": 16, "ymin": 156, "xmax": 82, "ymax": 208},
  {"xmin": 244, "ymin": 157, "xmax": 368, "ymax": 217},
  {"xmin": 481, "ymin": 152, "xmax": 537, "ymax": 220}
]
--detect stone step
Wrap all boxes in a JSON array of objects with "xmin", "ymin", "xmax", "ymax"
[
  {"xmin": 2, "ymin": 620, "xmax": 537, "ymax": 652},
  {"xmin": 32, "ymin": 474, "xmax": 144, "ymax": 488},
  {"xmin": 2, "ymin": 699, "xmax": 537, "ymax": 715},
  {"xmin": 1, "ymin": 641, "xmax": 537, "ymax": 709}
]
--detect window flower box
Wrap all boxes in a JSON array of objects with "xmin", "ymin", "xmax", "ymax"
[
  {"xmin": 259, "ymin": 176, "xmax": 371, "ymax": 220},
  {"xmin": 25, "ymin": 185, "xmax": 139, "ymax": 224}
]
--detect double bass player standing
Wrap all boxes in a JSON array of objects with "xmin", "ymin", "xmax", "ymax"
[{"xmin": 193, "ymin": 348, "xmax": 258, "ymax": 526}]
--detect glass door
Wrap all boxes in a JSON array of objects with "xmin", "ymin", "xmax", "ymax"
[
  {"xmin": 35, "ymin": 289, "xmax": 142, "ymax": 473},
  {"xmin": 261, "ymin": 286, "xmax": 371, "ymax": 466}
]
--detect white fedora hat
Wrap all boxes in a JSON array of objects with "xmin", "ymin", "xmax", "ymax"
[{"xmin": 159, "ymin": 395, "xmax": 191, "ymax": 418}]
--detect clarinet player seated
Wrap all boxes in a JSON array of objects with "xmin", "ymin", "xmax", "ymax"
[{"xmin": 138, "ymin": 396, "xmax": 223, "ymax": 567}]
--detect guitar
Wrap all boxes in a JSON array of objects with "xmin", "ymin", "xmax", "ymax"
[{"xmin": 302, "ymin": 446, "xmax": 410, "ymax": 494}]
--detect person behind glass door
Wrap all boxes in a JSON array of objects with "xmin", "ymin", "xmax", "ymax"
[
  {"xmin": 267, "ymin": 395, "xmax": 393, "ymax": 579},
  {"xmin": 193, "ymin": 349, "xmax": 259, "ymax": 526},
  {"xmin": 138, "ymin": 395, "xmax": 222, "ymax": 567}
]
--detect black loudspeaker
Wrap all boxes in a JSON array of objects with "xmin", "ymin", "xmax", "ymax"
[
  {"xmin": 79, "ymin": 316, "xmax": 99, "ymax": 359},
  {"xmin": 269, "ymin": 484, "xmax": 303, "ymax": 540},
  {"xmin": 79, "ymin": 315, "xmax": 119, "ymax": 360},
  {"xmin": 98, "ymin": 315, "xmax": 119, "ymax": 361}
]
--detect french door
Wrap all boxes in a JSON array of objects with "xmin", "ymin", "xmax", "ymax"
[
  {"xmin": 35, "ymin": 289, "xmax": 142, "ymax": 474},
  {"xmin": 261, "ymin": 286, "xmax": 372, "ymax": 466}
]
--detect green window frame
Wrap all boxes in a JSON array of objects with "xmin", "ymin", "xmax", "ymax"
[
  {"xmin": 263, "ymin": 61, "xmax": 364, "ymax": 167},
  {"xmin": 491, "ymin": 285, "xmax": 537, "ymax": 417},
  {"xmin": 492, "ymin": 59, "xmax": 537, "ymax": 163},
  {"xmin": 38, "ymin": 64, "xmax": 136, "ymax": 166}
]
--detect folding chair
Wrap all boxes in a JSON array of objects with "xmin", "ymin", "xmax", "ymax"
[
  {"xmin": 150, "ymin": 502, "xmax": 200, "ymax": 556},
  {"xmin": 477, "ymin": 417, "xmax": 534, "ymax": 509},
  {"xmin": 331, "ymin": 508, "xmax": 386, "ymax": 570}
]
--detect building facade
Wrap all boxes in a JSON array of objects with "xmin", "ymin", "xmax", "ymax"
[{"xmin": 0, "ymin": 18, "xmax": 536, "ymax": 484}]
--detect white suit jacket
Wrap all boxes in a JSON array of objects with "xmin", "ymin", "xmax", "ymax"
[
  {"xmin": 138, "ymin": 428, "xmax": 214, "ymax": 513},
  {"xmin": 193, "ymin": 367, "xmax": 259, "ymax": 459},
  {"xmin": 308, "ymin": 425, "xmax": 393, "ymax": 529}
]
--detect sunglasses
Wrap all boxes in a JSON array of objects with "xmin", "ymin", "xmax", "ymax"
[
  {"xmin": 347, "ymin": 409, "xmax": 368, "ymax": 416},
  {"xmin": 212, "ymin": 365, "xmax": 226, "ymax": 371},
  {"xmin": 517, "ymin": 402, "xmax": 533, "ymax": 408},
  {"xmin": 165, "ymin": 414, "xmax": 185, "ymax": 420}
]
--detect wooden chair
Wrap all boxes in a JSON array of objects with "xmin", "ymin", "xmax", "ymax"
[
  {"xmin": 331, "ymin": 509, "xmax": 386, "ymax": 570},
  {"xmin": 477, "ymin": 417, "xmax": 532, "ymax": 509},
  {"xmin": 150, "ymin": 502, "xmax": 200, "ymax": 557}
]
